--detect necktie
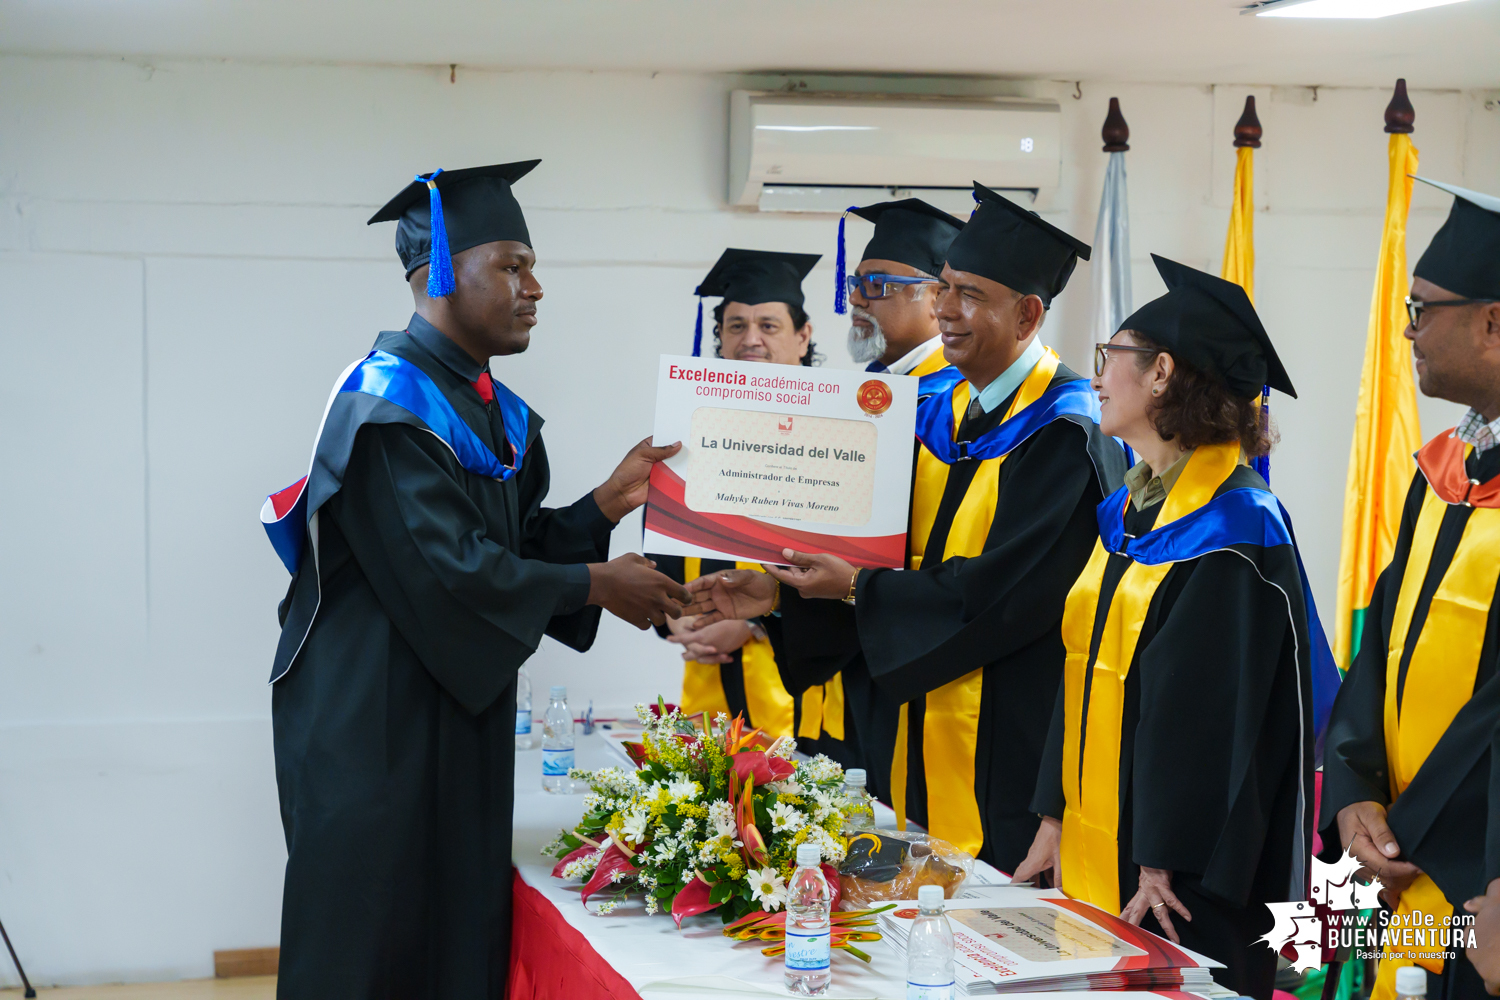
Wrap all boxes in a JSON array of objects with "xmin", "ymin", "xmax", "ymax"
[{"xmin": 471, "ymin": 371, "xmax": 495, "ymax": 405}]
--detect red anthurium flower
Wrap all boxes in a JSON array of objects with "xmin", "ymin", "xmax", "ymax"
[
  {"xmin": 671, "ymin": 873, "xmax": 718, "ymax": 927},
  {"xmin": 731, "ymin": 751, "xmax": 795, "ymax": 786},
  {"xmin": 551, "ymin": 843, "xmax": 596, "ymax": 880},
  {"xmin": 580, "ymin": 842, "xmax": 637, "ymax": 904}
]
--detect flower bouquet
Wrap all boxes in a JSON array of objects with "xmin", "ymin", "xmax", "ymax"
[{"xmin": 546, "ymin": 700, "xmax": 855, "ymax": 928}]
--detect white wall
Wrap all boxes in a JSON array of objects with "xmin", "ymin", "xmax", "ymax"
[{"xmin": 0, "ymin": 55, "xmax": 1496, "ymax": 985}]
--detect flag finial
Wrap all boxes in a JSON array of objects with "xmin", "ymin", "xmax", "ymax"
[
  {"xmin": 1385, "ymin": 79, "xmax": 1415, "ymax": 135},
  {"xmin": 1233, "ymin": 96, "xmax": 1263, "ymax": 149},
  {"xmin": 1102, "ymin": 97, "xmax": 1130, "ymax": 153}
]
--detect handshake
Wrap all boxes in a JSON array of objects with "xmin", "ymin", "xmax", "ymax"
[{"xmin": 583, "ymin": 436, "xmax": 861, "ymax": 630}]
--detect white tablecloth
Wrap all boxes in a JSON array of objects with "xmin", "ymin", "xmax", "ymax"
[{"xmin": 511, "ymin": 730, "xmax": 1109, "ymax": 1000}]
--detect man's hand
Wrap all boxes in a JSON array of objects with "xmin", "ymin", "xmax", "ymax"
[
  {"xmin": 1121, "ymin": 867, "xmax": 1192, "ymax": 946},
  {"xmin": 1012, "ymin": 816, "xmax": 1062, "ymax": 890},
  {"xmin": 763, "ymin": 548, "xmax": 858, "ymax": 601},
  {"xmin": 586, "ymin": 553, "xmax": 689, "ymax": 629},
  {"xmin": 594, "ymin": 438, "xmax": 682, "ymax": 523},
  {"xmin": 681, "ymin": 569, "xmax": 778, "ymax": 625},
  {"xmin": 667, "ymin": 618, "xmax": 754, "ymax": 663},
  {"xmin": 1464, "ymin": 877, "xmax": 1500, "ymax": 995},
  {"xmin": 1337, "ymin": 800, "xmax": 1423, "ymax": 907}
]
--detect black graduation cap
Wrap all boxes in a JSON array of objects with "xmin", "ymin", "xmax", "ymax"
[
  {"xmin": 1120, "ymin": 254, "xmax": 1296, "ymax": 399},
  {"xmin": 367, "ymin": 160, "xmax": 540, "ymax": 296},
  {"xmin": 943, "ymin": 182, "xmax": 1091, "ymax": 307},
  {"xmin": 1412, "ymin": 177, "xmax": 1500, "ymax": 301},
  {"xmin": 833, "ymin": 198, "xmax": 965, "ymax": 315},
  {"xmin": 692, "ymin": 248, "xmax": 821, "ymax": 356}
]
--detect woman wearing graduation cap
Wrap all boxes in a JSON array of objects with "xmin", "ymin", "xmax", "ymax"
[
  {"xmin": 1014, "ymin": 255, "xmax": 1339, "ymax": 1000},
  {"xmin": 651, "ymin": 249, "xmax": 821, "ymax": 740}
]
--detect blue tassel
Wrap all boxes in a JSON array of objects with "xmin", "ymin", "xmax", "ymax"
[
  {"xmin": 834, "ymin": 206, "xmax": 857, "ymax": 316},
  {"xmin": 1252, "ymin": 384, "xmax": 1271, "ymax": 485},
  {"xmin": 692, "ymin": 297, "xmax": 703, "ymax": 357},
  {"xmin": 420, "ymin": 169, "xmax": 456, "ymax": 298}
]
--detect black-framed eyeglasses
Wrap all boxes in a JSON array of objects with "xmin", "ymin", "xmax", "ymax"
[
  {"xmin": 1406, "ymin": 295, "xmax": 1499, "ymax": 328},
  {"xmin": 1094, "ymin": 343, "xmax": 1160, "ymax": 377},
  {"xmin": 846, "ymin": 273, "xmax": 940, "ymax": 300}
]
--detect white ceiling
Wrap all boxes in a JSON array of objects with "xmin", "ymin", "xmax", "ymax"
[{"xmin": 2, "ymin": 0, "xmax": 1498, "ymax": 89}]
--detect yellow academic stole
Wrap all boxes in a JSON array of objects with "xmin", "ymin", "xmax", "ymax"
[
  {"xmin": 1057, "ymin": 441, "xmax": 1241, "ymax": 913},
  {"xmin": 679, "ymin": 558, "xmax": 795, "ymax": 739},
  {"xmin": 1372, "ymin": 438, "xmax": 1500, "ymax": 993},
  {"xmin": 890, "ymin": 348, "xmax": 1061, "ymax": 857}
]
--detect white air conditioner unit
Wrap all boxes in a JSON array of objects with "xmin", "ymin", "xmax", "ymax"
[{"xmin": 728, "ymin": 90, "xmax": 1062, "ymax": 215}]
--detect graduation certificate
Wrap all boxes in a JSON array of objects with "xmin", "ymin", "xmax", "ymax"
[{"xmin": 643, "ymin": 355, "xmax": 917, "ymax": 568}]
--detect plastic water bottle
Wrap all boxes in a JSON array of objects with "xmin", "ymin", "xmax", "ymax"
[
  {"xmin": 784, "ymin": 842, "xmax": 832, "ymax": 995},
  {"xmin": 843, "ymin": 768, "xmax": 874, "ymax": 831},
  {"xmin": 906, "ymin": 884, "xmax": 955, "ymax": 1000},
  {"xmin": 1395, "ymin": 966, "xmax": 1427, "ymax": 1000},
  {"xmin": 515, "ymin": 665, "xmax": 534, "ymax": 750},
  {"xmin": 541, "ymin": 685, "xmax": 575, "ymax": 794}
]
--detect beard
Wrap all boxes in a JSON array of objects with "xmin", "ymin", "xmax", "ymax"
[{"xmin": 847, "ymin": 308, "xmax": 887, "ymax": 365}]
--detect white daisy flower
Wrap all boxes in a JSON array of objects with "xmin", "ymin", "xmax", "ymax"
[
  {"xmin": 708, "ymin": 800, "xmax": 737, "ymax": 838},
  {"xmin": 748, "ymin": 867, "xmax": 787, "ymax": 912},
  {"xmin": 810, "ymin": 789, "xmax": 837, "ymax": 822},
  {"xmin": 621, "ymin": 809, "xmax": 649, "ymax": 845},
  {"xmin": 769, "ymin": 801, "xmax": 806, "ymax": 834},
  {"xmin": 667, "ymin": 774, "xmax": 701, "ymax": 801},
  {"xmin": 768, "ymin": 779, "xmax": 803, "ymax": 796}
]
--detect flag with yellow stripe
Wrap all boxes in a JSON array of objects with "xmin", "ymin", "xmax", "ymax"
[{"xmin": 1333, "ymin": 90, "xmax": 1422, "ymax": 670}]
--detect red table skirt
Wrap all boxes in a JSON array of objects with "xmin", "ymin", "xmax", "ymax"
[{"xmin": 507, "ymin": 869, "xmax": 644, "ymax": 1000}]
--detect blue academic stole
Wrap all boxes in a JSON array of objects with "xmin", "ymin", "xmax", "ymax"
[
  {"xmin": 260, "ymin": 349, "xmax": 530, "ymax": 575},
  {"xmin": 914, "ymin": 376, "xmax": 1100, "ymax": 465},
  {"xmin": 1096, "ymin": 484, "xmax": 1341, "ymax": 737},
  {"xmin": 916, "ymin": 365, "xmax": 964, "ymax": 401}
]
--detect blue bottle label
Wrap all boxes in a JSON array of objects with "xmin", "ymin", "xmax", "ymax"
[
  {"xmin": 542, "ymin": 748, "xmax": 574, "ymax": 776},
  {"xmin": 907, "ymin": 982, "xmax": 955, "ymax": 1000},
  {"xmin": 515, "ymin": 709, "xmax": 532, "ymax": 735},
  {"xmin": 784, "ymin": 928, "xmax": 830, "ymax": 971}
]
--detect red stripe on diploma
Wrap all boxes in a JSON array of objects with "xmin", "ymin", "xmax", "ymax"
[
  {"xmin": 1048, "ymin": 898, "xmax": 1199, "ymax": 970},
  {"xmin": 643, "ymin": 465, "xmax": 905, "ymax": 568}
]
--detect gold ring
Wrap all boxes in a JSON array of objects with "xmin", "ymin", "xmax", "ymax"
[{"xmin": 1152, "ymin": 902, "xmax": 1165, "ymax": 910}]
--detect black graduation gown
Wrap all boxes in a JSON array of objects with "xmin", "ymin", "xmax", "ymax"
[
  {"xmin": 856, "ymin": 365, "xmax": 1126, "ymax": 873},
  {"xmin": 1320, "ymin": 446, "xmax": 1500, "ymax": 1000},
  {"xmin": 1032, "ymin": 465, "xmax": 1315, "ymax": 1000},
  {"xmin": 271, "ymin": 318, "xmax": 611, "ymax": 1000}
]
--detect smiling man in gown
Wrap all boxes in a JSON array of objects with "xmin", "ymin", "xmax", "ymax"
[{"xmin": 265, "ymin": 160, "xmax": 689, "ymax": 1000}]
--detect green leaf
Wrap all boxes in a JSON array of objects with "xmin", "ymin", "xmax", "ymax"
[{"xmin": 709, "ymin": 881, "xmax": 734, "ymax": 905}]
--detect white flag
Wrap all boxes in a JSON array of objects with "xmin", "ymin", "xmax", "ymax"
[{"xmin": 1090, "ymin": 151, "xmax": 1132, "ymax": 343}]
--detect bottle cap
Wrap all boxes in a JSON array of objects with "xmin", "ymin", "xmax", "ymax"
[
  {"xmin": 845, "ymin": 768, "xmax": 867, "ymax": 786},
  {"xmin": 918, "ymin": 884, "xmax": 945, "ymax": 907},
  {"xmin": 550, "ymin": 685, "xmax": 567, "ymax": 700},
  {"xmin": 1395, "ymin": 967, "xmax": 1427, "ymax": 997},
  {"xmin": 796, "ymin": 842, "xmax": 822, "ymax": 866}
]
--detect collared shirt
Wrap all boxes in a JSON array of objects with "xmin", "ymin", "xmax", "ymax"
[
  {"xmin": 971, "ymin": 336, "xmax": 1047, "ymax": 417},
  {"xmin": 1455, "ymin": 408, "xmax": 1500, "ymax": 456},
  {"xmin": 406, "ymin": 312, "xmax": 487, "ymax": 384},
  {"xmin": 884, "ymin": 337, "xmax": 945, "ymax": 376},
  {"xmin": 1123, "ymin": 450, "xmax": 1193, "ymax": 512}
]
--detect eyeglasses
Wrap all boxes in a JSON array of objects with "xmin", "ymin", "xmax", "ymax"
[
  {"xmin": 846, "ymin": 273, "xmax": 940, "ymax": 300},
  {"xmin": 1094, "ymin": 343, "xmax": 1160, "ymax": 377},
  {"xmin": 1406, "ymin": 295, "xmax": 1498, "ymax": 328}
]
